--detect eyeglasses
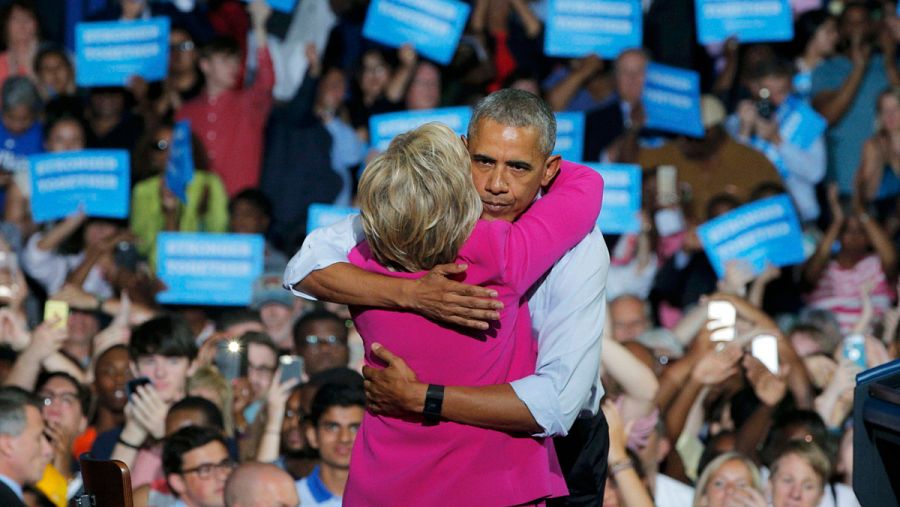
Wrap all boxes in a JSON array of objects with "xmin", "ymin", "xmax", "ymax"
[
  {"xmin": 40, "ymin": 392, "xmax": 79, "ymax": 408},
  {"xmin": 304, "ymin": 335, "xmax": 342, "ymax": 346},
  {"xmin": 181, "ymin": 459, "xmax": 236, "ymax": 479},
  {"xmin": 153, "ymin": 139, "xmax": 169, "ymax": 151},
  {"xmin": 171, "ymin": 41, "xmax": 195, "ymax": 52},
  {"xmin": 284, "ymin": 409, "xmax": 306, "ymax": 421}
]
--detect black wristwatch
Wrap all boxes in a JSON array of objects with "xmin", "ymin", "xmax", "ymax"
[{"xmin": 423, "ymin": 384, "xmax": 444, "ymax": 425}]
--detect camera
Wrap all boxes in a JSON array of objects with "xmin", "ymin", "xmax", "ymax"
[{"xmin": 756, "ymin": 88, "xmax": 774, "ymax": 120}]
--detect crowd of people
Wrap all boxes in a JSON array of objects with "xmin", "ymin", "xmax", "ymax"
[{"xmin": 0, "ymin": 0, "xmax": 892, "ymax": 505}]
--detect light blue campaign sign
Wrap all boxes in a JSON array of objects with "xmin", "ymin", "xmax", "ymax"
[
  {"xmin": 307, "ymin": 204, "xmax": 359, "ymax": 233},
  {"xmin": 29, "ymin": 150, "xmax": 130, "ymax": 222},
  {"xmin": 166, "ymin": 121, "xmax": 194, "ymax": 203},
  {"xmin": 156, "ymin": 233, "xmax": 264, "ymax": 306},
  {"xmin": 555, "ymin": 112, "xmax": 585, "ymax": 162},
  {"xmin": 369, "ymin": 106, "xmax": 471, "ymax": 151},
  {"xmin": 545, "ymin": 0, "xmax": 642, "ymax": 58},
  {"xmin": 243, "ymin": 0, "xmax": 297, "ymax": 13},
  {"xmin": 75, "ymin": 17, "xmax": 170, "ymax": 86},
  {"xmin": 697, "ymin": 194, "xmax": 805, "ymax": 278},
  {"xmin": 362, "ymin": 0, "xmax": 470, "ymax": 65},
  {"xmin": 778, "ymin": 96, "xmax": 826, "ymax": 150},
  {"xmin": 695, "ymin": 0, "xmax": 792, "ymax": 44},
  {"xmin": 642, "ymin": 63, "xmax": 704, "ymax": 138},
  {"xmin": 587, "ymin": 163, "xmax": 642, "ymax": 234}
]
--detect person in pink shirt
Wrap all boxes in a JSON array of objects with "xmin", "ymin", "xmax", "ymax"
[
  {"xmin": 342, "ymin": 122, "xmax": 603, "ymax": 506},
  {"xmin": 177, "ymin": 0, "xmax": 274, "ymax": 196}
]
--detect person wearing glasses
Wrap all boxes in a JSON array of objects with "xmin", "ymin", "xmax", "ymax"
[
  {"xmin": 160, "ymin": 426, "xmax": 235, "ymax": 507},
  {"xmin": 291, "ymin": 310, "xmax": 349, "ymax": 378}
]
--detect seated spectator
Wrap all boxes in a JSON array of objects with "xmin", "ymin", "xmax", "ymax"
[
  {"xmin": 33, "ymin": 48, "xmax": 75, "ymax": 102},
  {"xmin": 224, "ymin": 462, "xmax": 299, "ymax": 507},
  {"xmin": 291, "ymin": 310, "xmax": 349, "ymax": 378},
  {"xmin": 296, "ymin": 383, "xmax": 365, "ymax": 506}
]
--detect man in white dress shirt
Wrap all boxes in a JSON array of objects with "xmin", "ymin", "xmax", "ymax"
[{"xmin": 284, "ymin": 89, "xmax": 610, "ymax": 505}]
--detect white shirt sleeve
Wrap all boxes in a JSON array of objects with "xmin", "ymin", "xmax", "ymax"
[
  {"xmin": 21, "ymin": 233, "xmax": 77, "ymax": 295},
  {"xmin": 282, "ymin": 215, "xmax": 364, "ymax": 300},
  {"xmin": 510, "ymin": 228, "xmax": 609, "ymax": 437}
]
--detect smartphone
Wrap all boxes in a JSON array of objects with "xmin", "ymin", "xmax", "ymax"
[
  {"xmin": 125, "ymin": 377, "xmax": 152, "ymax": 400},
  {"xmin": 656, "ymin": 165, "xmax": 678, "ymax": 207},
  {"xmin": 44, "ymin": 300, "xmax": 69, "ymax": 331},
  {"xmin": 0, "ymin": 251, "xmax": 18, "ymax": 305},
  {"xmin": 113, "ymin": 241, "xmax": 140, "ymax": 272},
  {"xmin": 654, "ymin": 208, "xmax": 686, "ymax": 236},
  {"xmin": 279, "ymin": 355, "xmax": 304, "ymax": 383},
  {"xmin": 707, "ymin": 300, "xmax": 736, "ymax": 341},
  {"xmin": 842, "ymin": 334, "xmax": 867, "ymax": 370},
  {"xmin": 751, "ymin": 334, "xmax": 779, "ymax": 374},
  {"xmin": 215, "ymin": 339, "xmax": 248, "ymax": 381}
]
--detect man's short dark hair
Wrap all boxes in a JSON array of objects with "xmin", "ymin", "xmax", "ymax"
[
  {"xmin": 34, "ymin": 46, "xmax": 72, "ymax": 75},
  {"xmin": 167, "ymin": 396, "xmax": 225, "ymax": 432},
  {"xmin": 309, "ymin": 383, "xmax": 365, "ymax": 427},
  {"xmin": 129, "ymin": 314, "xmax": 198, "ymax": 361},
  {"xmin": 241, "ymin": 331, "xmax": 279, "ymax": 358},
  {"xmin": 163, "ymin": 426, "xmax": 227, "ymax": 478},
  {"xmin": 228, "ymin": 188, "xmax": 273, "ymax": 219},
  {"xmin": 36, "ymin": 371, "xmax": 90, "ymax": 417},
  {"xmin": 468, "ymin": 89, "xmax": 556, "ymax": 157},
  {"xmin": 215, "ymin": 308, "xmax": 262, "ymax": 332},
  {"xmin": 307, "ymin": 367, "xmax": 364, "ymax": 390},
  {"xmin": 199, "ymin": 36, "xmax": 240, "ymax": 60},
  {"xmin": 0, "ymin": 387, "xmax": 41, "ymax": 437}
]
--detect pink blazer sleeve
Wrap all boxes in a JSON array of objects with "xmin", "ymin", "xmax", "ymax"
[{"xmin": 498, "ymin": 160, "xmax": 604, "ymax": 294}]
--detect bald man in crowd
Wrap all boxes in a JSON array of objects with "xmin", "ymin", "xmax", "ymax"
[{"xmin": 224, "ymin": 462, "xmax": 299, "ymax": 507}]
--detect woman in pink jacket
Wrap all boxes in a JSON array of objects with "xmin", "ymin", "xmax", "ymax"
[{"xmin": 344, "ymin": 122, "xmax": 603, "ymax": 506}]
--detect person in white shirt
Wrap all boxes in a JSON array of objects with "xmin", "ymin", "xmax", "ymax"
[{"xmin": 284, "ymin": 88, "xmax": 610, "ymax": 504}]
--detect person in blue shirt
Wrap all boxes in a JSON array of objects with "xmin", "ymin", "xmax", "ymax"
[{"xmin": 0, "ymin": 77, "xmax": 42, "ymax": 205}]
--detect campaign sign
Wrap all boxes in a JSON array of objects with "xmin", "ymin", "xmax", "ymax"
[
  {"xmin": 307, "ymin": 204, "xmax": 359, "ymax": 233},
  {"xmin": 166, "ymin": 121, "xmax": 194, "ymax": 203},
  {"xmin": 369, "ymin": 106, "xmax": 471, "ymax": 151},
  {"xmin": 587, "ymin": 163, "xmax": 642, "ymax": 234},
  {"xmin": 29, "ymin": 150, "xmax": 130, "ymax": 222},
  {"xmin": 362, "ymin": 0, "xmax": 471, "ymax": 65},
  {"xmin": 156, "ymin": 233, "xmax": 265, "ymax": 306},
  {"xmin": 555, "ymin": 112, "xmax": 585, "ymax": 162},
  {"xmin": 778, "ymin": 96, "xmax": 826, "ymax": 150},
  {"xmin": 243, "ymin": 0, "xmax": 297, "ymax": 13},
  {"xmin": 642, "ymin": 63, "xmax": 704, "ymax": 138},
  {"xmin": 75, "ymin": 17, "xmax": 170, "ymax": 86},
  {"xmin": 697, "ymin": 194, "xmax": 804, "ymax": 278},
  {"xmin": 695, "ymin": 0, "xmax": 793, "ymax": 44},
  {"xmin": 545, "ymin": 0, "xmax": 642, "ymax": 58}
]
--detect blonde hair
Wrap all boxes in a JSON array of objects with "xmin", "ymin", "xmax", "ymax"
[
  {"xmin": 693, "ymin": 452, "xmax": 763, "ymax": 507},
  {"xmin": 187, "ymin": 365, "xmax": 234, "ymax": 436},
  {"xmin": 358, "ymin": 122, "xmax": 482, "ymax": 272},
  {"xmin": 770, "ymin": 440, "xmax": 831, "ymax": 490}
]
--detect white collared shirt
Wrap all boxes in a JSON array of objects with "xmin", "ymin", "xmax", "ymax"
[{"xmin": 283, "ymin": 215, "xmax": 608, "ymax": 437}]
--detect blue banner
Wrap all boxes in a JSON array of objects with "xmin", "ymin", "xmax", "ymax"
[
  {"xmin": 166, "ymin": 121, "xmax": 194, "ymax": 203},
  {"xmin": 243, "ymin": 0, "xmax": 297, "ymax": 13},
  {"xmin": 555, "ymin": 112, "xmax": 585, "ymax": 162},
  {"xmin": 587, "ymin": 163, "xmax": 642, "ymax": 234},
  {"xmin": 362, "ymin": 0, "xmax": 471, "ymax": 65},
  {"xmin": 29, "ymin": 150, "xmax": 130, "ymax": 222},
  {"xmin": 695, "ymin": 0, "xmax": 793, "ymax": 44},
  {"xmin": 75, "ymin": 17, "xmax": 170, "ymax": 86},
  {"xmin": 307, "ymin": 203, "xmax": 359, "ymax": 233},
  {"xmin": 778, "ymin": 96, "xmax": 826, "ymax": 150},
  {"xmin": 697, "ymin": 194, "xmax": 805, "ymax": 278},
  {"xmin": 545, "ymin": 0, "xmax": 642, "ymax": 58},
  {"xmin": 369, "ymin": 106, "xmax": 471, "ymax": 151},
  {"xmin": 642, "ymin": 63, "xmax": 704, "ymax": 138},
  {"xmin": 156, "ymin": 233, "xmax": 265, "ymax": 306}
]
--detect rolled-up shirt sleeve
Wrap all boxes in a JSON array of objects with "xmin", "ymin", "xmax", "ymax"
[
  {"xmin": 283, "ymin": 215, "xmax": 364, "ymax": 300},
  {"xmin": 510, "ymin": 227, "xmax": 609, "ymax": 437}
]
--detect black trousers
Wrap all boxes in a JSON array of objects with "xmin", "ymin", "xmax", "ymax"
[{"xmin": 547, "ymin": 410, "xmax": 609, "ymax": 507}]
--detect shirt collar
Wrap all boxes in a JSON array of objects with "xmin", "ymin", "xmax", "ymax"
[
  {"xmin": 0, "ymin": 473, "xmax": 23, "ymax": 501},
  {"xmin": 307, "ymin": 465, "xmax": 335, "ymax": 503}
]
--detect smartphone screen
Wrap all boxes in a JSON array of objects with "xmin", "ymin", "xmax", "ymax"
[
  {"xmin": 657, "ymin": 165, "xmax": 678, "ymax": 206},
  {"xmin": 279, "ymin": 355, "xmax": 304, "ymax": 384},
  {"xmin": 843, "ymin": 334, "xmax": 867, "ymax": 370},
  {"xmin": 707, "ymin": 301, "xmax": 736, "ymax": 341},
  {"xmin": 215, "ymin": 339, "xmax": 247, "ymax": 381},
  {"xmin": 751, "ymin": 334, "xmax": 779, "ymax": 374},
  {"xmin": 44, "ymin": 300, "xmax": 69, "ymax": 331},
  {"xmin": 126, "ymin": 377, "xmax": 152, "ymax": 400}
]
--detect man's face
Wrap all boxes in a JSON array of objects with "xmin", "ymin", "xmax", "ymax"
[
  {"xmin": 2, "ymin": 104, "xmax": 35, "ymax": 136},
  {"xmin": 3, "ymin": 406, "xmax": 53, "ymax": 484},
  {"xmin": 280, "ymin": 390, "xmax": 306, "ymax": 454},
  {"xmin": 94, "ymin": 347, "xmax": 131, "ymax": 412},
  {"xmin": 615, "ymin": 52, "xmax": 647, "ymax": 105},
  {"xmin": 134, "ymin": 354, "xmax": 193, "ymax": 403},
  {"xmin": 466, "ymin": 119, "xmax": 559, "ymax": 223},
  {"xmin": 200, "ymin": 53, "xmax": 240, "ymax": 91},
  {"xmin": 260, "ymin": 303, "xmax": 293, "ymax": 333},
  {"xmin": 169, "ymin": 440, "xmax": 231, "ymax": 507},
  {"xmin": 169, "ymin": 30, "xmax": 197, "ymax": 75},
  {"xmin": 67, "ymin": 310, "xmax": 100, "ymax": 345},
  {"xmin": 247, "ymin": 343, "xmax": 277, "ymax": 401},
  {"xmin": 37, "ymin": 53, "xmax": 73, "ymax": 98},
  {"xmin": 610, "ymin": 297, "xmax": 650, "ymax": 343},
  {"xmin": 229, "ymin": 200, "xmax": 268, "ymax": 234},
  {"xmin": 306, "ymin": 405, "xmax": 364, "ymax": 470},
  {"xmin": 758, "ymin": 76, "xmax": 791, "ymax": 107},
  {"xmin": 295, "ymin": 320, "xmax": 349, "ymax": 377},
  {"xmin": 38, "ymin": 376, "xmax": 86, "ymax": 436}
]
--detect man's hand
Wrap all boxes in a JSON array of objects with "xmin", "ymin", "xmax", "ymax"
[
  {"xmin": 363, "ymin": 343, "xmax": 426, "ymax": 415},
  {"xmin": 406, "ymin": 263, "xmax": 503, "ymax": 330}
]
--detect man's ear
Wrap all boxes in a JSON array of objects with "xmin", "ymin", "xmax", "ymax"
[
  {"xmin": 541, "ymin": 155, "xmax": 562, "ymax": 187},
  {"xmin": 305, "ymin": 425, "xmax": 319, "ymax": 451},
  {"xmin": 168, "ymin": 473, "xmax": 187, "ymax": 497},
  {"xmin": 0, "ymin": 433, "xmax": 15, "ymax": 459}
]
